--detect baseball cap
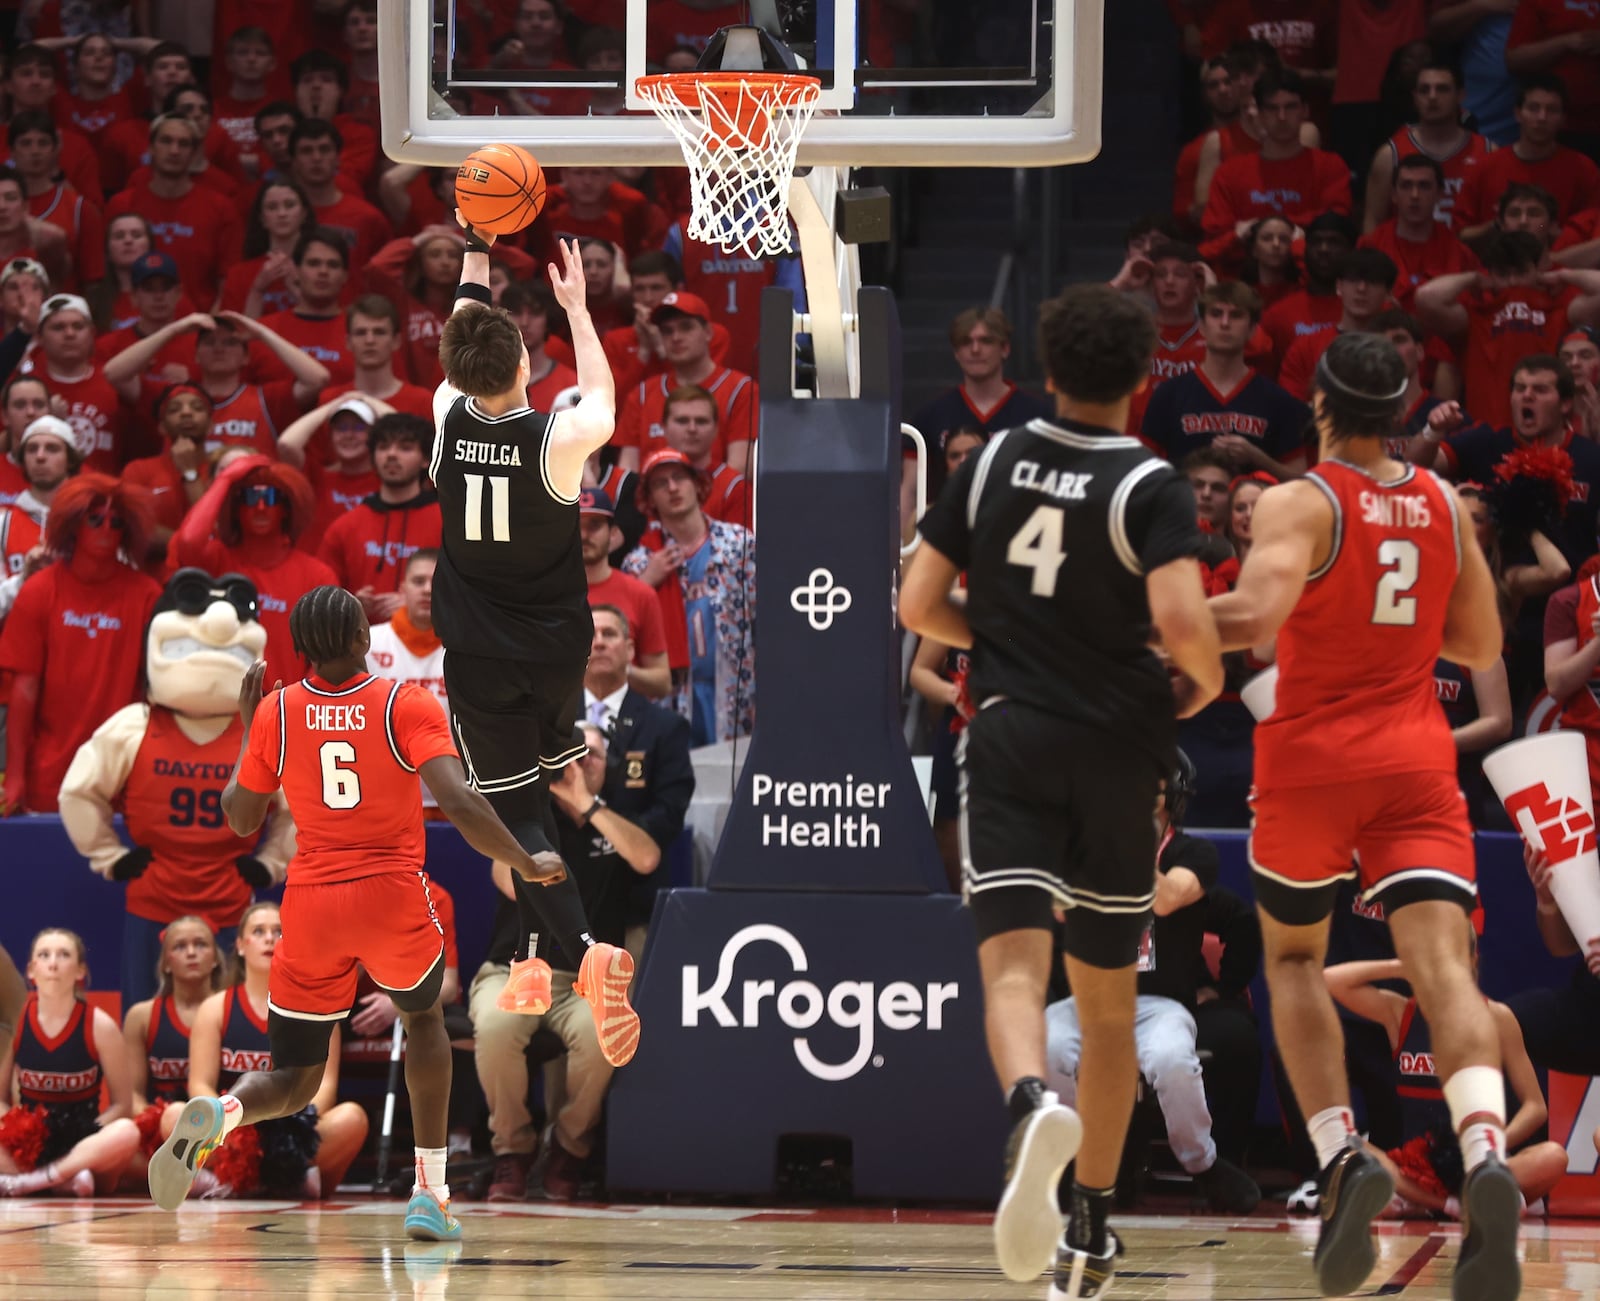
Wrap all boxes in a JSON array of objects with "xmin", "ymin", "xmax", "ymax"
[
  {"xmin": 17, "ymin": 414, "xmax": 78, "ymax": 454},
  {"xmin": 651, "ymin": 291, "xmax": 710, "ymax": 325},
  {"xmin": 331, "ymin": 395, "xmax": 375, "ymax": 425},
  {"xmin": 38, "ymin": 293, "xmax": 92, "ymax": 326},
  {"xmin": 131, "ymin": 251, "xmax": 181, "ymax": 288},
  {"xmin": 639, "ymin": 447, "xmax": 694, "ymax": 481},
  {"xmin": 0, "ymin": 256, "xmax": 47, "ymax": 290},
  {"xmin": 579, "ymin": 486, "xmax": 615, "ymax": 517}
]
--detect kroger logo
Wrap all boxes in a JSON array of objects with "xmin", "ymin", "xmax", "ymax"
[{"xmin": 681, "ymin": 923, "xmax": 957, "ymax": 1081}]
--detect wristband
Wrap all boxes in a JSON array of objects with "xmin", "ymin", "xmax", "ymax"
[
  {"xmin": 462, "ymin": 227, "xmax": 492, "ymax": 254},
  {"xmin": 455, "ymin": 282, "xmax": 492, "ymax": 307},
  {"xmin": 583, "ymin": 796, "xmax": 605, "ymax": 825}
]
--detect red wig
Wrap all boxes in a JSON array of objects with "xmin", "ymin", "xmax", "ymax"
[
  {"xmin": 44, "ymin": 472, "xmax": 155, "ymax": 565},
  {"xmin": 217, "ymin": 460, "xmax": 316, "ymax": 545}
]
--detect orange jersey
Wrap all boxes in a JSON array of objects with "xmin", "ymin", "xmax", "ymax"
[
  {"xmin": 123, "ymin": 707, "xmax": 257, "ymax": 931},
  {"xmin": 1255, "ymin": 461, "xmax": 1461, "ymax": 790},
  {"xmin": 237, "ymin": 672, "xmax": 457, "ymax": 885}
]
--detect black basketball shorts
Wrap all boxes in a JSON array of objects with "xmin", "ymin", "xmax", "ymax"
[
  {"xmin": 442, "ymin": 650, "xmax": 588, "ymax": 797},
  {"xmin": 958, "ymin": 699, "xmax": 1163, "ymax": 969}
]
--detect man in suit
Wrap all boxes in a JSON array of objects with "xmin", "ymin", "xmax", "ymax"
[{"xmin": 581, "ymin": 602, "xmax": 696, "ymax": 961}]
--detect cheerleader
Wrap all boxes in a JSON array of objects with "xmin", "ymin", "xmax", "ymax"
[
  {"xmin": 121, "ymin": 917, "xmax": 225, "ymax": 1172},
  {"xmin": 187, "ymin": 903, "xmax": 369, "ymax": 1197},
  {"xmin": 0, "ymin": 929, "xmax": 139, "ymax": 1195}
]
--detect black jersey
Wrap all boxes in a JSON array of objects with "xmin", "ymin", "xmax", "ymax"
[
  {"xmin": 217, "ymin": 987, "xmax": 272, "ymax": 1091},
  {"xmin": 917, "ymin": 417, "xmax": 1202, "ymax": 759},
  {"xmin": 13, "ymin": 995, "xmax": 102, "ymax": 1105},
  {"xmin": 145, "ymin": 995, "xmax": 192, "ymax": 1103},
  {"xmin": 429, "ymin": 386, "xmax": 593, "ymax": 662}
]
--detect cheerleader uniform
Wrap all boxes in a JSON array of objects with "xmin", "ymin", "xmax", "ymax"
[
  {"xmin": 134, "ymin": 996, "xmax": 194, "ymax": 1156},
  {"xmin": 209, "ymin": 988, "xmax": 318, "ymax": 1194},
  {"xmin": 1386, "ymin": 999, "xmax": 1464, "ymax": 1199},
  {"xmin": 3, "ymin": 995, "xmax": 102, "ymax": 1169}
]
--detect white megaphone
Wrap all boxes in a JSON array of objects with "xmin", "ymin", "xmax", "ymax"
[
  {"xmin": 1483, "ymin": 732, "xmax": 1600, "ymax": 950},
  {"xmin": 1240, "ymin": 665, "xmax": 1279, "ymax": 722}
]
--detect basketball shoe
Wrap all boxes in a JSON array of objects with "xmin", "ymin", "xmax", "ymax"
[
  {"xmin": 1454, "ymin": 1152, "xmax": 1521, "ymax": 1301},
  {"xmin": 575, "ymin": 942, "xmax": 640, "ymax": 1067},
  {"xmin": 149, "ymin": 1096, "xmax": 227, "ymax": 1210},
  {"xmin": 405, "ymin": 1187, "xmax": 464, "ymax": 1242},
  {"xmin": 1313, "ymin": 1136, "xmax": 1394, "ymax": 1295},
  {"xmin": 993, "ymin": 1090, "xmax": 1082, "ymax": 1282},
  {"xmin": 1048, "ymin": 1227, "xmax": 1121, "ymax": 1300},
  {"xmin": 496, "ymin": 956, "xmax": 553, "ymax": 1015}
]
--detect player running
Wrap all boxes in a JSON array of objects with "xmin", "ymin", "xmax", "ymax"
[
  {"xmin": 428, "ymin": 216, "xmax": 639, "ymax": 1066},
  {"xmin": 147, "ymin": 586, "xmax": 563, "ymax": 1240},
  {"xmin": 1210, "ymin": 333, "xmax": 1518, "ymax": 1300}
]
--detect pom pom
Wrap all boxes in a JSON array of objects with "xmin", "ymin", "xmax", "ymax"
[
  {"xmin": 257, "ymin": 1109, "xmax": 320, "ymax": 1196},
  {"xmin": 0, "ymin": 1106, "xmax": 48, "ymax": 1172},
  {"xmin": 208, "ymin": 1123, "xmax": 262, "ymax": 1194},
  {"xmin": 948, "ymin": 657, "xmax": 975, "ymax": 729},
  {"xmin": 134, "ymin": 1103, "xmax": 167, "ymax": 1159},
  {"xmin": 1425, "ymin": 1120, "xmax": 1466, "ymax": 1195},
  {"xmin": 1386, "ymin": 1133, "xmax": 1450, "ymax": 1201},
  {"xmin": 1492, "ymin": 444, "xmax": 1575, "ymax": 543}
]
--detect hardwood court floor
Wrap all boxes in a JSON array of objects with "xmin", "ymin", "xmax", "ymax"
[{"xmin": 0, "ymin": 1198, "xmax": 1598, "ymax": 1299}]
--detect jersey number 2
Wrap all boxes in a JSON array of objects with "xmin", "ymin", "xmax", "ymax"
[
  {"xmin": 1006, "ymin": 505, "xmax": 1068, "ymax": 597},
  {"xmin": 319, "ymin": 741, "xmax": 361, "ymax": 809},
  {"xmin": 464, "ymin": 473, "xmax": 510, "ymax": 543},
  {"xmin": 1372, "ymin": 539, "xmax": 1420, "ymax": 626}
]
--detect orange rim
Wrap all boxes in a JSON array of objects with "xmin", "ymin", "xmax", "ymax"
[{"xmin": 637, "ymin": 71, "xmax": 820, "ymax": 147}]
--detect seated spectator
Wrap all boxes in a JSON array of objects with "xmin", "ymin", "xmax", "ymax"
[
  {"xmin": 1560, "ymin": 325, "xmax": 1600, "ymax": 438},
  {"xmin": 501, "ymin": 282, "xmax": 578, "ymax": 411},
  {"xmin": 187, "ymin": 902, "xmax": 369, "ymax": 1198},
  {"xmin": 84, "ymin": 213, "xmax": 170, "ymax": 332},
  {"xmin": 18, "ymin": 293, "xmax": 123, "ymax": 472},
  {"xmin": 0, "ymin": 473, "xmax": 160, "ymax": 812},
  {"xmin": 1141, "ymin": 282, "xmax": 1310, "ymax": 478},
  {"xmin": 287, "ymin": 119, "xmax": 388, "ymax": 268},
  {"xmin": 1432, "ymin": 630, "xmax": 1513, "ymax": 830},
  {"xmin": 213, "ymin": 27, "xmax": 277, "ymax": 148},
  {"xmin": 120, "ymin": 384, "xmax": 216, "ymax": 559},
  {"xmin": 614, "ymin": 292, "xmax": 758, "ymax": 473},
  {"xmin": 10, "ymin": 112, "xmax": 104, "ymax": 287},
  {"xmin": 1279, "ymin": 249, "xmax": 1399, "ymax": 400},
  {"xmin": 622, "ymin": 448, "xmax": 756, "ymax": 746},
  {"xmin": 106, "ymin": 115, "xmax": 242, "ymax": 307},
  {"xmin": 580, "ymin": 489, "xmax": 671, "ymax": 700},
  {"xmin": 317, "ymin": 412, "xmax": 443, "ymax": 620},
  {"xmin": 473, "ymin": 719, "xmax": 667, "ymax": 1202},
  {"xmin": 60, "ymin": 33, "xmax": 137, "ymax": 141},
  {"xmin": 1044, "ymin": 757, "xmax": 1260, "ymax": 1214},
  {"xmin": 1506, "ymin": 0, "xmax": 1600, "ymax": 157},
  {"xmin": 0, "ymin": 928, "xmax": 140, "ymax": 1196},
  {"xmin": 1179, "ymin": 447, "xmax": 1236, "ymax": 558},
  {"xmin": 289, "ymin": 51, "xmax": 379, "ymax": 193},
  {"xmin": 1363, "ymin": 59, "xmax": 1494, "ymax": 235},
  {"xmin": 908, "ymin": 305, "xmax": 1050, "ymax": 466},
  {"xmin": 1460, "ymin": 481, "xmax": 1567, "ymax": 629},
  {"xmin": 1324, "ymin": 945, "xmax": 1565, "ymax": 1219},
  {"xmin": 168, "ymin": 455, "xmax": 339, "ymax": 687},
  {"xmin": 1457, "ymin": 75, "xmax": 1600, "ymax": 240},
  {"xmin": 1361, "ymin": 156, "xmax": 1480, "ymax": 311},
  {"xmin": 0, "ymin": 376, "xmax": 51, "ymax": 506},
  {"xmin": 0, "ymin": 46, "xmax": 102, "ymax": 202},
  {"xmin": 1415, "ymin": 230, "xmax": 1600, "ymax": 429},
  {"xmin": 97, "ymin": 43, "xmax": 198, "ymax": 195},
  {"xmin": 276, "ymin": 393, "xmax": 381, "ymax": 549},
  {"xmin": 1238, "ymin": 214, "xmax": 1300, "ymax": 310},
  {"xmin": 257, "ymin": 229, "xmax": 356, "ymax": 386},
  {"xmin": 1200, "ymin": 69, "xmax": 1353, "ymax": 273},
  {"xmin": 660, "ymin": 383, "xmax": 750, "ymax": 530},
  {"xmin": 1507, "ymin": 844, "xmax": 1600, "ymax": 1082},
  {"xmin": 223, "ymin": 180, "xmax": 315, "ymax": 318},
  {"xmin": 909, "ymin": 622, "xmax": 972, "ymax": 891},
  {"xmin": 365, "ymin": 548, "xmax": 446, "ymax": 715},
  {"xmin": 0, "ymin": 413, "xmax": 82, "ymax": 612},
  {"xmin": 1174, "ymin": 56, "xmax": 1245, "ymax": 227},
  {"xmin": 1259, "ymin": 212, "xmax": 1355, "ymax": 367},
  {"xmin": 1190, "ymin": 886, "xmax": 1264, "ymax": 1162}
]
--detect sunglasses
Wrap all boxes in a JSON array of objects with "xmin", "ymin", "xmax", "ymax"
[
  {"xmin": 241, "ymin": 485, "xmax": 281, "ymax": 507},
  {"xmin": 167, "ymin": 567, "xmax": 259, "ymax": 623},
  {"xmin": 84, "ymin": 507, "xmax": 126, "ymax": 530}
]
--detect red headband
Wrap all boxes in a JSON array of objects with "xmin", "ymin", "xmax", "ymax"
[{"xmin": 1228, "ymin": 471, "xmax": 1279, "ymax": 496}]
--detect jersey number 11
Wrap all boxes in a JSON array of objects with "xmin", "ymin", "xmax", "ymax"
[{"xmin": 463, "ymin": 473, "xmax": 511, "ymax": 543}]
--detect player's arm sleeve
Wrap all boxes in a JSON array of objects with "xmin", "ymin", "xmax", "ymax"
[
  {"xmin": 1126, "ymin": 467, "xmax": 1205, "ymax": 572},
  {"xmin": 914, "ymin": 453, "xmax": 980, "ymax": 571},
  {"xmin": 394, "ymin": 684, "xmax": 461, "ymax": 770},
  {"xmin": 57, "ymin": 704, "xmax": 150, "ymax": 878},
  {"xmin": 236, "ymin": 693, "xmax": 286, "ymax": 795}
]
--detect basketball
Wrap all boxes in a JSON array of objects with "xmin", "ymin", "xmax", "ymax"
[{"xmin": 454, "ymin": 143, "xmax": 546, "ymax": 236}]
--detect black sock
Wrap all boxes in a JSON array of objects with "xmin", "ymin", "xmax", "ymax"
[
  {"xmin": 1007, "ymin": 1076, "xmax": 1049, "ymax": 1126},
  {"xmin": 511, "ymin": 871, "xmax": 593, "ymax": 967},
  {"xmin": 1066, "ymin": 1181, "xmax": 1114, "ymax": 1257}
]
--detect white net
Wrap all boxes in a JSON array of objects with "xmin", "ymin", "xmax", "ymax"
[{"xmin": 637, "ymin": 73, "xmax": 821, "ymax": 260}]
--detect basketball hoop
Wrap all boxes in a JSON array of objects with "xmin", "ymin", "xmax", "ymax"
[{"xmin": 636, "ymin": 71, "xmax": 821, "ymax": 260}]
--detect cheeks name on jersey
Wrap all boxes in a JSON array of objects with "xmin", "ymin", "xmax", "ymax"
[
  {"xmin": 1179, "ymin": 413, "xmax": 1267, "ymax": 438},
  {"xmin": 1398, "ymin": 1050, "xmax": 1436, "ymax": 1077},
  {"xmin": 454, "ymin": 439, "xmax": 523, "ymax": 467},
  {"xmin": 154, "ymin": 758, "xmax": 234, "ymax": 780},
  {"xmin": 62, "ymin": 608, "xmax": 121, "ymax": 637},
  {"xmin": 306, "ymin": 703, "xmax": 366, "ymax": 731},
  {"xmin": 1359, "ymin": 491, "xmax": 1431, "ymax": 528},
  {"xmin": 1435, "ymin": 678, "xmax": 1463, "ymax": 703},
  {"xmin": 1010, "ymin": 461, "xmax": 1092, "ymax": 501},
  {"xmin": 18, "ymin": 1066, "xmax": 96, "ymax": 1093},
  {"xmin": 221, "ymin": 1047, "xmax": 271, "ymax": 1074},
  {"xmin": 1248, "ymin": 187, "xmax": 1305, "ymax": 209}
]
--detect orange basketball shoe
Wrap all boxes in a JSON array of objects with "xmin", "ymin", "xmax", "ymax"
[
  {"xmin": 496, "ymin": 956, "xmax": 553, "ymax": 1015},
  {"xmin": 574, "ymin": 943, "xmax": 640, "ymax": 1066}
]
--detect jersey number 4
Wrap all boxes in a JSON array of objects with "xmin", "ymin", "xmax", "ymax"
[
  {"xmin": 463, "ymin": 473, "xmax": 511, "ymax": 543},
  {"xmin": 1007, "ymin": 505, "xmax": 1068, "ymax": 597},
  {"xmin": 319, "ymin": 741, "xmax": 361, "ymax": 809},
  {"xmin": 1372, "ymin": 539, "xmax": 1420, "ymax": 626}
]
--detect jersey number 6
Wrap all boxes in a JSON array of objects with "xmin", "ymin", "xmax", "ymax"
[
  {"xmin": 1371, "ymin": 538, "xmax": 1420, "ymax": 627},
  {"xmin": 464, "ymin": 472, "xmax": 511, "ymax": 543},
  {"xmin": 319, "ymin": 741, "xmax": 361, "ymax": 809}
]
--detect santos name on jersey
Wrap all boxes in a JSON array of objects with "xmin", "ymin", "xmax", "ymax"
[
  {"xmin": 918, "ymin": 417, "xmax": 1203, "ymax": 760},
  {"xmin": 428, "ymin": 385, "xmax": 593, "ymax": 662}
]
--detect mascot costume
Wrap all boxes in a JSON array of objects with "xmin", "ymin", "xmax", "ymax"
[{"xmin": 58, "ymin": 569, "xmax": 295, "ymax": 1001}]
